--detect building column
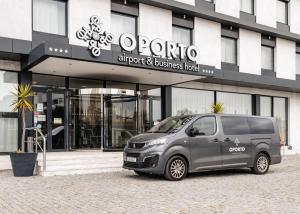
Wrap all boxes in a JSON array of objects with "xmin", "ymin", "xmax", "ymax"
[{"xmin": 161, "ymin": 86, "xmax": 172, "ymax": 119}]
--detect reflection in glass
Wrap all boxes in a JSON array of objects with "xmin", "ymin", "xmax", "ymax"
[
  {"xmin": 69, "ymin": 96, "xmax": 102, "ymax": 149},
  {"xmin": 273, "ymin": 97, "xmax": 287, "ymax": 145},
  {"xmin": 0, "ymin": 71, "xmax": 18, "ymax": 152},
  {"xmin": 34, "ymin": 92, "xmax": 48, "ymax": 149},
  {"xmin": 106, "ymin": 97, "xmax": 137, "ymax": 148},
  {"xmin": 51, "ymin": 93, "xmax": 65, "ymax": 149},
  {"xmin": 139, "ymin": 86, "xmax": 161, "ymax": 132},
  {"xmin": 260, "ymin": 96, "xmax": 272, "ymax": 117},
  {"xmin": 217, "ymin": 92, "xmax": 252, "ymax": 115},
  {"xmin": 172, "ymin": 87, "xmax": 214, "ymax": 116}
]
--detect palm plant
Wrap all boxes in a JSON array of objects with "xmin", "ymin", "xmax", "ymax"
[
  {"xmin": 11, "ymin": 84, "xmax": 33, "ymax": 152},
  {"xmin": 211, "ymin": 102, "xmax": 224, "ymax": 114}
]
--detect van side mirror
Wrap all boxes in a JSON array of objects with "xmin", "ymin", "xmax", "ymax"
[
  {"xmin": 189, "ymin": 127, "xmax": 199, "ymax": 137},
  {"xmin": 189, "ymin": 127, "xmax": 206, "ymax": 137}
]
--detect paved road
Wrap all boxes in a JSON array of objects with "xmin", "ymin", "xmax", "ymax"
[{"xmin": 0, "ymin": 155, "xmax": 299, "ymax": 214}]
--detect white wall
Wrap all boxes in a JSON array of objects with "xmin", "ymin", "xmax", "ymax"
[
  {"xmin": 275, "ymin": 38, "xmax": 296, "ymax": 80},
  {"xmin": 255, "ymin": 0, "xmax": 277, "ymax": 28},
  {"xmin": 215, "ymin": 0, "xmax": 240, "ymax": 18},
  {"xmin": 0, "ymin": 0, "xmax": 32, "ymax": 40},
  {"xmin": 173, "ymin": 0, "xmax": 195, "ymax": 6},
  {"xmin": 69, "ymin": 0, "xmax": 111, "ymax": 49},
  {"xmin": 289, "ymin": 93, "xmax": 300, "ymax": 153},
  {"xmin": 238, "ymin": 29, "xmax": 261, "ymax": 75},
  {"xmin": 290, "ymin": 0, "xmax": 300, "ymax": 35},
  {"xmin": 194, "ymin": 18, "xmax": 221, "ymax": 69},
  {"xmin": 138, "ymin": 4, "xmax": 172, "ymax": 56}
]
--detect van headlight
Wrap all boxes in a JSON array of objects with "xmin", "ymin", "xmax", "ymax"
[{"xmin": 147, "ymin": 138, "xmax": 168, "ymax": 146}]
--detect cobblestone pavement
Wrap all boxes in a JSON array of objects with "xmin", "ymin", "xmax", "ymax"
[{"xmin": 0, "ymin": 155, "xmax": 300, "ymax": 214}]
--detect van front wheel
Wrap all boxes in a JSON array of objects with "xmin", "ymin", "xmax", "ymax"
[
  {"xmin": 164, "ymin": 156, "xmax": 187, "ymax": 181},
  {"xmin": 252, "ymin": 153, "xmax": 270, "ymax": 174}
]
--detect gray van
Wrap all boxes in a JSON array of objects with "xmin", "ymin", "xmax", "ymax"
[{"xmin": 123, "ymin": 114, "xmax": 282, "ymax": 181}]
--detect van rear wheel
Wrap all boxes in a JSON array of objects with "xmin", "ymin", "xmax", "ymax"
[
  {"xmin": 164, "ymin": 156, "xmax": 187, "ymax": 181},
  {"xmin": 252, "ymin": 153, "xmax": 270, "ymax": 174}
]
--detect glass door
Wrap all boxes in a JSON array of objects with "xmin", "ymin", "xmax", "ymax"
[
  {"xmin": 104, "ymin": 95, "xmax": 138, "ymax": 150},
  {"xmin": 69, "ymin": 95, "xmax": 102, "ymax": 149},
  {"xmin": 33, "ymin": 88, "xmax": 66, "ymax": 150},
  {"xmin": 51, "ymin": 93, "xmax": 65, "ymax": 149}
]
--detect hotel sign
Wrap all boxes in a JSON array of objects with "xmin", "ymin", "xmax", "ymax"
[{"xmin": 76, "ymin": 16, "xmax": 214, "ymax": 74}]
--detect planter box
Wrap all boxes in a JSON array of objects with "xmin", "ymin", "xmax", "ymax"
[{"xmin": 10, "ymin": 153, "xmax": 37, "ymax": 177}]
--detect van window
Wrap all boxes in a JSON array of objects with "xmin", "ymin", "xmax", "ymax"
[
  {"xmin": 191, "ymin": 116, "xmax": 216, "ymax": 136},
  {"xmin": 147, "ymin": 115, "xmax": 195, "ymax": 134},
  {"xmin": 248, "ymin": 117, "xmax": 274, "ymax": 134},
  {"xmin": 221, "ymin": 116, "xmax": 249, "ymax": 135}
]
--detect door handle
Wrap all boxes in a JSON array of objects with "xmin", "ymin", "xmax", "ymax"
[
  {"xmin": 224, "ymin": 138, "xmax": 231, "ymax": 142},
  {"xmin": 213, "ymin": 138, "xmax": 219, "ymax": 142}
]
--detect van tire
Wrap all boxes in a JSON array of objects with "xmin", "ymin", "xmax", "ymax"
[
  {"xmin": 252, "ymin": 153, "xmax": 270, "ymax": 174},
  {"xmin": 164, "ymin": 156, "xmax": 187, "ymax": 181}
]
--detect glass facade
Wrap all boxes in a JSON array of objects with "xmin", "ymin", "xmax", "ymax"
[
  {"xmin": 273, "ymin": 97, "xmax": 287, "ymax": 145},
  {"xmin": 0, "ymin": 71, "xmax": 18, "ymax": 152},
  {"xmin": 277, "ymin": 0, "xmax": 288, "ymax": 24},
  {"xmin": 139, "ymin": 85, "xmax": 161, "ymax": 132},
  {"xmin": 296, "ymin": 53, "xmax": 300, "ymax": 75},
  {"xmin": 217, "ymin": 92, "xmax": 252, "ymax": 115},
  {"xmin": 172, "ymin": 88, "xmax": 214, "ymax": 116},
  {"xmin": 221, "ymin": 37, "xmax": 237, "ymax": 64},
  {"xmin": 172, "ymin": 26, "xmax": 191, "ymax": 46},
  {"xmin": 111, "ymin": 12, "xmax": 136, "ymax": 45},
  {"xmin": 261, "ymin": 46, "xmax": 274, "ymax": 70},
  {"xmin": 240, "ymin": 0, "xmax": 253, "ymax": 14},
  {"xmin": 260, "ymin": 96, "xmax": 272, "ymax": 117},
  {"xmin": 33, "ymin": 0, "xmax": 66, "ymax": 35}
]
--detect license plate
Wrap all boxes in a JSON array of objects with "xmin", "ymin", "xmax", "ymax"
[{"xmin": 126, "ymin": 157, "xmax": 137, "ymax": 162}]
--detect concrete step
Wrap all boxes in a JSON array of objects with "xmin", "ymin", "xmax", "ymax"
[
  {"xmin": 42, "ymin": 167, "xmax": 124, "ymax": 176},
  {"xmin": 36, "ymin": 151, "xmax": 124, "ymax": 176}
]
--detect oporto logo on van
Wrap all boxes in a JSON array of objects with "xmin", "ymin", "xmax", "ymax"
[{"xmin": 229, "ymin": 138, "xmax": 246, "ymax": 152}]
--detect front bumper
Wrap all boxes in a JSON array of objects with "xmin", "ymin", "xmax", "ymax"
[{"xmin": 123, "ymin": 149, "xmax": 165, "ymax": 174}]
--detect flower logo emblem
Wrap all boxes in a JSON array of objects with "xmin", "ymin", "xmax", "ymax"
[{"xmin": 76, "ymin": 15, "xmax": 113, "ymax": 57}]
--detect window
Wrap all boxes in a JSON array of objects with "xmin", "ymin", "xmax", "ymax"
[
  {"xmin": 248, "ymin": 117, "xmax": 274, "ymax": 134},
  {"xmin": 240, "ymin": 0, "xmax": 254, "ymax": 14},
  {"xmin": 172, "ymin": 88, "xmax": 214, "ymax": 116},
  {"xmin": 277, "ymin": 0, "xmax": 288, "ymax": 24},
  {"xmin": 111, "ymin": 12, "xmax": 136, "ymax": 45},
  {"xmin": 33, "ymin": 0, "xmax": 67, "ymax": 35},
  {"xmin": 191, "ymin": 117, "xmax": 216, "ymax": 136},
  {"xmin": 221, "ymin": 116, "xmax": 250, "ymax": 135},
  {"xmin": 260, "ymin": 96, "xmax": 272, "ymax": 117},
  {"xmin": 172, "ymin": 26, "xmax": 191, "ymax": 46},
  {"xmin": 273, "ymin": 97, "xmax": 287, "ymax": 145},
  {"xmin": 217, "ymin": 92, "xmax": 252, "ymax": 115},
  {"xmin": 32, "ymin": 74, "xmax": 65, "ymax": 89},
  {"xmin": 0, "ymin": 71, "xmax": 18, "ymax": 152},
  {"xmin": 261, "ymin": 46, "xmax": 274, "ymax": 70},
  {"xmin": 221, "ymin": 37, "xmax": 237, "ymax": 64},
  {"xmin": 296, "ymin": 53, "xmax": 300, "ymax": 75}
]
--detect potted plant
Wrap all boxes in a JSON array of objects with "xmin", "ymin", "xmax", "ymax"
[
  {"xmin": 211, "ymin": 102, "xmax": 224, "ymax": 114},
  {"xmin": 10, "ymin": 84, "xmax": 37, "ymax": 177}
]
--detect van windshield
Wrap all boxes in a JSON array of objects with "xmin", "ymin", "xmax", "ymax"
[{"xmin": 147, "ymin": 116, "xmax": 195, "ymax": 134}]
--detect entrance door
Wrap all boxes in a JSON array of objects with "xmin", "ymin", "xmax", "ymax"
[
  {"xmin": 33, "ymin": 89, "xmax": 66, "ymax": 150},
  {"xmin": 69, "ymin": 95, "xmax": 102, "ymax": 149},
  {"xmin": 104, "ymin": 95, "xmax": 137, "ymax": 150}
]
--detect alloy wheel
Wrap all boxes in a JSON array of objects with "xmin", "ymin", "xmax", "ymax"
[{"xmin": 170, "ymin": 159, "xmax": 186, "ymax": 179}]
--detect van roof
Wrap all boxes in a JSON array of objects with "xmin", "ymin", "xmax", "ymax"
[{"xmin": 174, "ymin": 113, "xmax": 274, "ymax": 119}]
